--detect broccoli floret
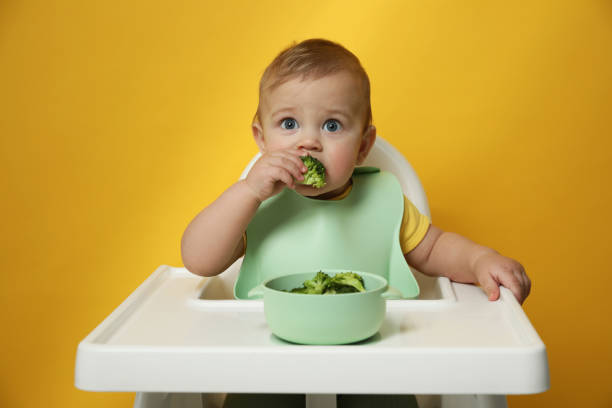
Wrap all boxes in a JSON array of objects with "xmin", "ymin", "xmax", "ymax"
[
  {"xmin": 290, "ymin": 271, "xmax": 330, "ymax": 294},
  {"xmin": 287, "ymin": 271, "xmax": 366, "ymax": 294},
  {"xmin": 303, "ymin": 271, "xmax": 331, "ymax": 293},
  {"xmin": 288, "ymin": 287, "xmax": 310, "ymax": 294},
  {"xmin": 329, "ymin": 272, "xmax": 366, "ymax": 293},
  {"xmin": 300, "ymin": 155, "xmax": 326, "ymax": 188}
]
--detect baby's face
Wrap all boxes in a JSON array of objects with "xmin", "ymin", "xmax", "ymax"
[{"xmin": 254, "ymin": 71, "xmax": 375, "ymax": 198}]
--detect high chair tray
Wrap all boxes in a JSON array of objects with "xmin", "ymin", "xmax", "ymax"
[{"xmin": 75, "ymin": 264, "xmax": 549, "ymax": 395}]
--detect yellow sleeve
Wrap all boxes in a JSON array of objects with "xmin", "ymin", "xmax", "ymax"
[{"xmin": 400, "ymin": 195, "xmax": 431, "ymax": 254}]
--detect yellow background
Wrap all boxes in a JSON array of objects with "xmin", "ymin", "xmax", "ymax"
[{"xmin": 1, "ymin": 0, "xmax": 611, "ymax": 406}]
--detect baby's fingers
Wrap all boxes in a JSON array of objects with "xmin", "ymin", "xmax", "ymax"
[
  {"xmin": 268, "ymin": 152, "xmax": 306, "ymax": 182},
  {"xmin": 475, "ymin": 254, "xmax": 530, "ymax": 305},
  {"xmin": 513, "ymin": 265, "xmax": 531, "ymax": 302},
  {"xmin": 497, "ymin": 265, "xmax": 528, "ymax": 304},
  {"xmin": 478, "ymin": 274, "xmax": 501, "ymax": 302},
  {"xmin": 270, "ymin": 166, "xmax": 297, "ymax": 189}
]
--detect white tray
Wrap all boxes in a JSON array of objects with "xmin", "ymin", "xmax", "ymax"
[{"xmin": 75, "ymin": 262, "xmax": 549, "ymax": 395}]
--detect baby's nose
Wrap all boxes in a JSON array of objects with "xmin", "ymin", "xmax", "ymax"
[{"xmin": 296, "ymin": 135, "xmax": 322, "ymax": 152}]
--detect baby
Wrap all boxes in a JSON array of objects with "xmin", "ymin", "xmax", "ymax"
[{"xmin": 181, "ymin": 38, "xmax": 531, "ymax": 306}]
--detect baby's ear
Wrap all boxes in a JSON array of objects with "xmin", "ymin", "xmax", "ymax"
[
  {"xmin": 252, "ymin": 122, "xmax": 266, "ymax": 152},
  {"xmin": 356, "ymin": 125, "xmax": 376, "ymax": 164}
]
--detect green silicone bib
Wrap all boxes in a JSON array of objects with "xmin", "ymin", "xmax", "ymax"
[{"xmin": 234, "ymin": 168, "xmax": 419, "ymax": 299}]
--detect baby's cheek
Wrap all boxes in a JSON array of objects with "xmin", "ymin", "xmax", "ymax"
[{"xmin": 327, "ymin": 156, "xmax": 355, "ymax": 182}]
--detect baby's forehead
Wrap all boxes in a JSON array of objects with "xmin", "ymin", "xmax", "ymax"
[
  {"xmin": 265, "ymin": 69, "xmax": 363, "ymax": 92},
  {"xmin": 261, "ymin": 72, "xmax": 368, "ymax": 114}
]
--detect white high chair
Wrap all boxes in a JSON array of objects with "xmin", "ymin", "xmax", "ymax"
[{"xmin": 75, "ymin": 137, "xmax": 549, "ymax": 408}]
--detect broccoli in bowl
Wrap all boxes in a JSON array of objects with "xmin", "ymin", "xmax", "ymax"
[
  {"xmin": 262, "ymin": 270, "xmax": 388, "ymax": 344},
  {"xmin": 287, "ymin": 271, "xmax": 366, "ymax": 294}
]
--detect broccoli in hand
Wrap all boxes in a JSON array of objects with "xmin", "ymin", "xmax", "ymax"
[{"xmin": 300, "ymin": 155, "xmax": 326, "ymax": 188}]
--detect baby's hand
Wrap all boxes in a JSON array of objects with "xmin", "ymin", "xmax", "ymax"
[
  {"xmin": 473, "ymin": 251, "xmax": 531, "ymax": 304},
  {"xmin": 245, "ymin": 149, "xmax": 306, "ymax": 202}
]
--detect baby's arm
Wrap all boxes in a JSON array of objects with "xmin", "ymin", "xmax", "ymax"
[
  {"xmin": 181, "ymin": 149, "xmax": 306, "ymax": 276},
  {"xmin": 405, "ymin": 225, "xmax": 531, "ymax": 304}
]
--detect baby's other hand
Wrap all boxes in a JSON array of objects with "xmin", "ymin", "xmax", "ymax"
[
  {"xmin": 245, "ymin": 149, "xmax": 306, "ymax": 202},
  {"xmin": 473, "ymin": 251, "xmax": 531, "ymax": 304}
]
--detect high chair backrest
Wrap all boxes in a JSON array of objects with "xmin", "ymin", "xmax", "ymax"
[{"xmin": 240, "ymin": 136, "xmax": 431, "ymax": 219}]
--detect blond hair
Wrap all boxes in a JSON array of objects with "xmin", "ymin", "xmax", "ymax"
[{"xmin": 255, "ymin": 38, "xmax": 372, "ymax": 130}]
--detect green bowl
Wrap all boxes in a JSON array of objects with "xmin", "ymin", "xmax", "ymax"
[{"xmin": 262, "ymin": 270, "xmax": 392, "ymax": 345}]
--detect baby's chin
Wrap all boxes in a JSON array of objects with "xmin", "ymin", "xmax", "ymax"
[
  {"xmin": 294, "ymin": 182, "xmax": 345, "ymax": 200},
  {"xmin": 294, "ymin": 184, "xmax": 324, "ymax": 197}
]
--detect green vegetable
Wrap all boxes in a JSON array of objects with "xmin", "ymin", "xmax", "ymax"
[
  {"xmin": 288, "ymin": 271, "xmax": 366, "ymax": 294},
  {"xmin": 300, "ymin": 155, "xmax": 326, "ymax": 188},
  {"xmin": 327, "ymin": 272, "xmax": 366, "ymax": 293}
]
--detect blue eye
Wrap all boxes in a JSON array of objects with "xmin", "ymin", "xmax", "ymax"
[
  {"xmin": 323, "ymin": 119, "xmax": 342, "ymax": 132},
  {"xmin": 280, "ymin": 118, "xmax": 298, "ymax": 130}
]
